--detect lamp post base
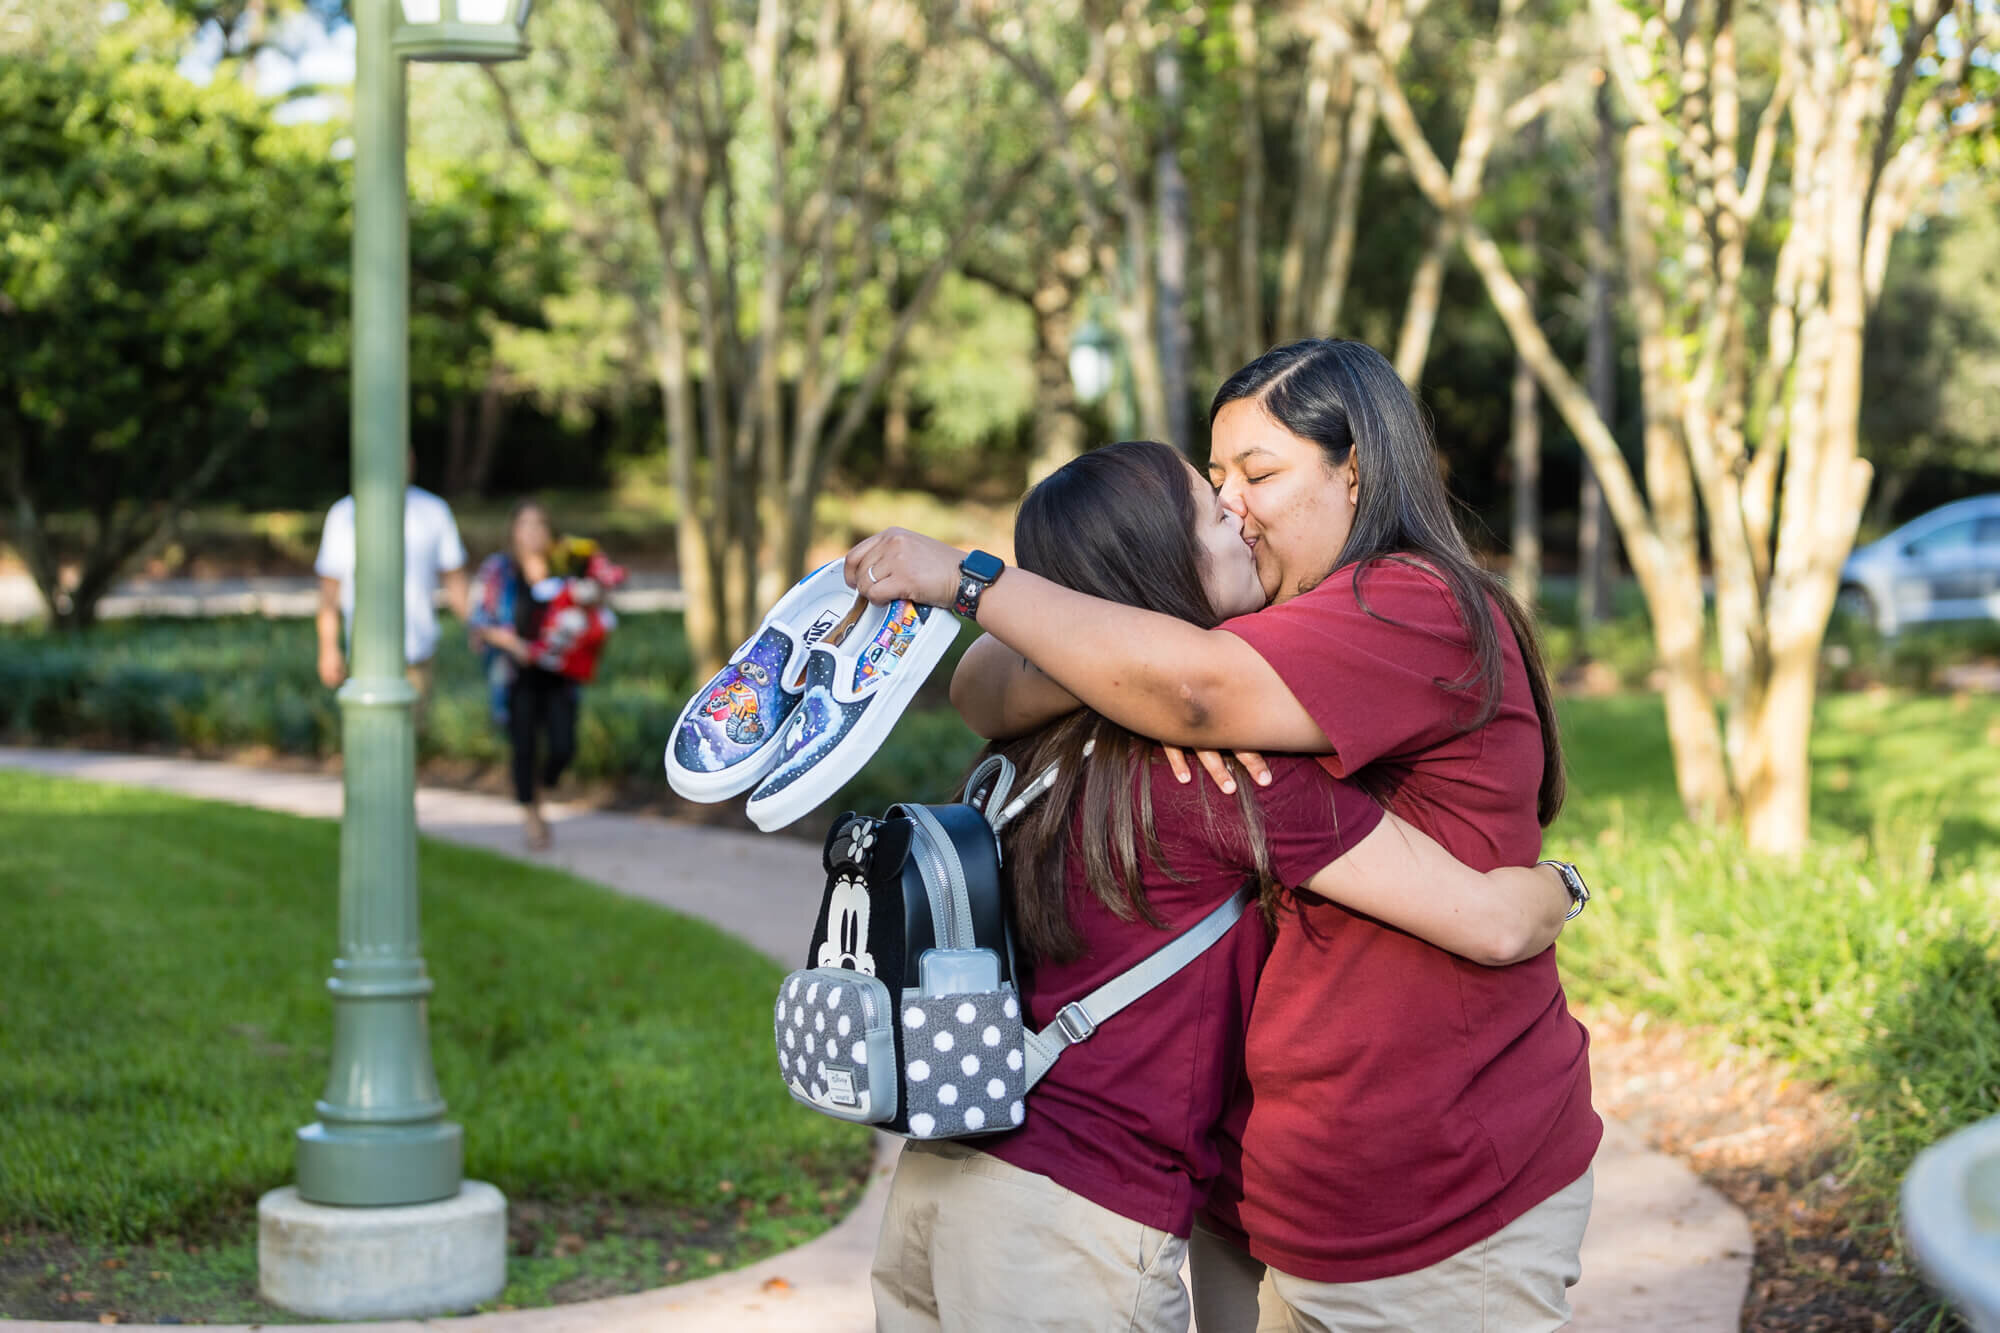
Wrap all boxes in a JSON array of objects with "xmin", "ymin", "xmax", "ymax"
[
  {"xmin": 296, "ymin": 1118, "xmax": 462, "ymax": 1206},
  {"xmin": 258, "ymin": 1180, "xmax": 507, "ymax": 1319}
]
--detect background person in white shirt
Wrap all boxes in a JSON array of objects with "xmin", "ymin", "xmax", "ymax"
[{"xmin": 314, "ymin": 458, "xmax": 470, "ymax": 730}]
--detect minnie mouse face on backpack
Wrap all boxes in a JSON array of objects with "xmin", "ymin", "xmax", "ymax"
[{"xmin": 816, "ymin": 858, "xmax": 876, "ymax": 976}]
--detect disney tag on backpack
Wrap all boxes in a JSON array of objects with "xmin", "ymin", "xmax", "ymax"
[{"xmin": 775, "ymin": 968, "xmax": 898, "ymax": 1121}]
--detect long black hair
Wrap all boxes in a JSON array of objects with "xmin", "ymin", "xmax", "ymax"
[
  {"xmin": 1211, "ymin": 338, "xmax": 1566, "ymax": 826},
  {"xmin": 988, "ymin": 441, "xmax": 1277, "ymax": 964}
]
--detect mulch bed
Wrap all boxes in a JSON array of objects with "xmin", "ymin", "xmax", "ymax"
[{"xmin": 1584, "ymin": 1007, "xmax": 1959, "ymax": 1332}]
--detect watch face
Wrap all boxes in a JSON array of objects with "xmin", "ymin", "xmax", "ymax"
[{"xmin": 962, "ymin": 550, "xmax": 1004, "ymax": 583}]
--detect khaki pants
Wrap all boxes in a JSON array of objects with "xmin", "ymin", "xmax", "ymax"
[
  {"xmin": 872, "ymin": 1139, "xmax": 1191, "ymax": 1333},
  {"xmin": 1189, "ymin": 1169, "xmax": 1593, "ymax": 1333}
]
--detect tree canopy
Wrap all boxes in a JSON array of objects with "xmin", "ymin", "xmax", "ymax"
[{"xmin": 0, "ymin": 19, "xmax": 563, "ymax": 626}]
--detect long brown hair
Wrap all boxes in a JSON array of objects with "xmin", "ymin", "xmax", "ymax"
[
  {"xmin": 1211, "ymin": 339, "xmax": 1567, "ymax": 826},
  {"xmin": 987, "ymin": 441, "xmax": 1276, "ymax": 965}
]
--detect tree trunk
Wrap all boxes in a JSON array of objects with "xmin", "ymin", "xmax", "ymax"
[
  {"xmin": 884, "ymin": 375, "xmax": 912, "ymax": 479},
  {"xmin": 1621, "ymin": 122, "xmax": 1735, "ymax": 822},
  {"xmin": 1392, "ymin": 0, "xmax": 1519, "ymax": 388},
  {"xmin": 1509, "ymin": 123, "xmax": 1543, "ymax": 607},
  {"xmin": 1029, "ymin": 284, "xmax": 1087, "ymax": 484},
  {"xmin": 1310, "ymin": 82, "xmax": 1378, "ymax": 339},
  {"xmin": 467, "ymin": 366, "xmax": 506, "ymax": 498},
  {"xmin": 1153, "ymin": 41, "xmax": 1193, "ymax": 454},
  {"xmin": 1865, "ymin": 468, "xmax": 1911, "ymax": 532},
  {"xmin": 445, "ymin": 396, "xmax": 471, "ymax": 497},
  {"xmin": 964, "ymin": 257, "xmax": 1089, "ymax": 485},
  {"xmin": 1395, "ymin": 219, "xmax": 1454, "ymax": 388},
  {"xmin": 1738, "ymin": 635, "xmax": 1815, "ymax": 854},
  {"xmin": 1200, "ymin": 238, "xmax": 1233, "ymax": 374},
  {"xmin": 5, "ymin": 477, "xmax": 65, "ymax": 627},
  {"xmin": 1509, "ymin": 237, "xmax": 1541, "ymax": 608},
  {"xmin": 1579, "ymin": 76, "xmax": 1620, "ymax": 628},
  {"xmin": 1274, "ymin": 35, "xmax": 1343, "ymax": 340},
  {"xmin": 1229, "ymin": 0, "xmax": 1264, "ymax": 362},
  {"xmin": 1735, "ymin": 35, "xmax": 1879, "ymax": 853},
  {"xmin": 11, "ymin": 427, "xmax": 240, "ymax": 633},
  {"xmin": 1117, "ymin": 287, "xmax": 1172, "ymax": 448},
  {"xmin": 653, "ymin": 289, "xmax": 729, "ymax": 678},
  {"xmin": 59, "ymin": 548, "xmax": 123, "ymax": 632}
]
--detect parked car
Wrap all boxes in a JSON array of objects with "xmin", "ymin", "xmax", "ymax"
[{"xmin": 1839, "ymin": 494, "xmax": 2000, "ymax": 634}]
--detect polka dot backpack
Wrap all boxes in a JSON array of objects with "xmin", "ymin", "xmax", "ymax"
[{"xmin": 774, "ymin": 754, "xmax": 1251, "ymax": 1140}]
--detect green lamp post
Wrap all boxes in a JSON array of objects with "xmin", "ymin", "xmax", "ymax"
[{"xmin": 291, "ymin": 0, "xmax": 532, "ymax": 1211}]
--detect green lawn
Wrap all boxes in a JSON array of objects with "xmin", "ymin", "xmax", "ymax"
[{"xmin": 0, "ymin": 771, "xmax": 872, "ymax": 1322}]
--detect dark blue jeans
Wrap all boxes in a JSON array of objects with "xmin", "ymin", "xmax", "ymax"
[{"xmin": 507, "ymin": 667, "xmax": 579, "ymax": 805}]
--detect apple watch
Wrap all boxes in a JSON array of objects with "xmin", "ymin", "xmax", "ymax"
[
  {"xmin": 1538, "ymin": 860, "xmax": 1591, "ymax": 921},
  {"xmin": 953, "ymin": 550, "xmax": 1005, "ymax": 620}
]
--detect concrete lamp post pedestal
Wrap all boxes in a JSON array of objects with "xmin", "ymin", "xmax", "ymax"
[
  {"xmin": 259, "ymin": 1183, "xmax": 508, "ymax": 1320},
  {"xmin": 1903, "ymin": 1114, "xmax": 2000, "ymax": 1333}
]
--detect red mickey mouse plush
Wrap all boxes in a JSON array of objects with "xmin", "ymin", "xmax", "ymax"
[{"xmin": 530, "ymin": 548, "xmax": 628, "ymax": 683}]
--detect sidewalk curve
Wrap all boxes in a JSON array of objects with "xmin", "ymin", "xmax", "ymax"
[{"xmin": 1, "ymin": 748, "xmax": 1751, "ymax": 1331}]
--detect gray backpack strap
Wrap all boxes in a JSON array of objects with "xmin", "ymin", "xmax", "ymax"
[
  {"xmin": 964, "ymin": 754, "xmax": 1018, "ymax": 819},
  {"xmin": 1022, "ymin": 886, "xmax": 1254, "ymax": 1090},
  {"xmin": 989, "ymin": 742, "xmax": 1091, "ymax": 833},
  {"xmin": 897, "ymin": 803, "xmax": 976, "ymax": 952}
]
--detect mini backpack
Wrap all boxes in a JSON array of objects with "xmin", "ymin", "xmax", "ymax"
[{"xmin": 774, "ymin": 754, "xmax": 1251, "ymax": 1140}]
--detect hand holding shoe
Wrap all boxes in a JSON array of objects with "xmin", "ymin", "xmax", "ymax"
[{"xmin": 844, "ymin": 528, "xmax": 967, "ymax": 609}]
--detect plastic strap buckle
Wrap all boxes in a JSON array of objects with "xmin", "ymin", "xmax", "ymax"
[{"xmin": 1053, "ymin": 1001, "xmax": 1098, "ymax": 1045}]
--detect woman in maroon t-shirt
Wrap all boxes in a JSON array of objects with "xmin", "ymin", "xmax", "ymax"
[
  {"xmin": 849, "ymin": 341, "xmax": 1598, "ymax": 1331},
  {"xmin": 869, "ymin": 441, "xmax": 1576, "ymax": 1333}
]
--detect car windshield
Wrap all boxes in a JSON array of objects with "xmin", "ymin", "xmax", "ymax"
[{"xmin": 1908, "ymin": 520, "xmax": 1977, "ymax": 556}]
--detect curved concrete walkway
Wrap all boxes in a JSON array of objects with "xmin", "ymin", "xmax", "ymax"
[{"xmin": 1, "ymin": 748, "xmax": 1751, "ymax": 1331}]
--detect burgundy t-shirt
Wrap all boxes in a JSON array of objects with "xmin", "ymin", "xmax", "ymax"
[
  {"xmin": 982, "ymin": 755, "xmax": 1382, "ymax": 1237},
  {"xmin": 1209, "ymin": 557, "xmax": 1602, "ymax": 1282}
]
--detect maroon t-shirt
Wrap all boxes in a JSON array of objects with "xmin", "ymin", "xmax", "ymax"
[
  {"xmin": 982, "ymin": 755, "xmax": 1382, "ymax": 1237},
  {"xmin": 1209, "ymin": 557, "xmax": 1601, "ymax": 1282}
]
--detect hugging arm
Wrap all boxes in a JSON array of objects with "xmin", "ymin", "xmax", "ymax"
[
  {"xmin": 442, "ymin": 566, "xmax": 471, "ymax": 623},
  {"xmin": 1304, "ymin": 816, "xmax": 1570, "ymax": 966},
  {"xmin": 950, "ymin": 637, "xmax": 1081, "ymax": 740},
  {"xmin": 854, "ymin": 530, "xmax": 1326, "ymax": 752}
]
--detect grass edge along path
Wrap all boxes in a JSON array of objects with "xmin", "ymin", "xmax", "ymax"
[{"xmin": 0, "ymin": 770, "xmax": 873, "ymax": 1325}]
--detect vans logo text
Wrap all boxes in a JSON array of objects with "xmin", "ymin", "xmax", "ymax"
[{"xmin": 801, "ymin": 612, "xmax": 841, "ymax": 648}]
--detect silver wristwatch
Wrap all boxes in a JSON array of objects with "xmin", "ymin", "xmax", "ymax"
[{"xmin": 1538, "ymin": 860, "xmax": 1591, "ymax": 921}]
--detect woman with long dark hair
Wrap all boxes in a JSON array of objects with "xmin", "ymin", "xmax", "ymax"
[
  {"xmin": 850, "ymin": 340, "xmax": 1597, "ymax": 1331},
  {"xmin": 468, "ymin": 499, "xmax": 580, "ymax": 851},
  {"xmin": 869, "ymin": 441, "xmax": 1576, "ymax": 1333}
]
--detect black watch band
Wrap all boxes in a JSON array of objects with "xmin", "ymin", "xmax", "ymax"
[{"xmin": 954, "ymin": 550, "xmax": 1005, "ymax": 619}]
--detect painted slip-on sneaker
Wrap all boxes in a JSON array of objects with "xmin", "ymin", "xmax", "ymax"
[
  {"xmin": 665, "ymin": 560, "xmax": 869, "ymax": 803},
  {"xmin": 742, "ymin": 598, "xmax": 959, "ymax": 832}
]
